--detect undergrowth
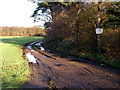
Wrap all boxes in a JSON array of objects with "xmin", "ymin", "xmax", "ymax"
[{"xmin": 42, "ymin": 39, "xmax": 120, "ymax": 68}]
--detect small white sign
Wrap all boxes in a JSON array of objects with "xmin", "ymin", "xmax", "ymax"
[{"xmin": 96, "ymin": 28, "xmax": 103, "ymax": 34}]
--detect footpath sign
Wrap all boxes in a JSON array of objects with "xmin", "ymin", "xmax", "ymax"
[{"xmin": 96, "ymin": 28, "xmax": 103, "ymax": 34}]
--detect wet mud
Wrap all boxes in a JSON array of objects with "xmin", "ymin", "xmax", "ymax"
[{"xmin": 21, "ymin": 42, "xmax": 120, "ymax": 89}]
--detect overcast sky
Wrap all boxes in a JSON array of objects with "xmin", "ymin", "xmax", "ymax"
[{"xmin": 0, "ymin": 0, "xmax": 42, "ymax": 27}]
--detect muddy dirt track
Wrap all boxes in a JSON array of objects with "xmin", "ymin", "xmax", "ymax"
[{"xmin": 21, "ymin": 45, "xmax": 120, "ymax": 89}]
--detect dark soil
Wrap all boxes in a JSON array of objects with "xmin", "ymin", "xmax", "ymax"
[{"xmin": 21, "ymin": 45, "xmax": 120, "ymax": 89}]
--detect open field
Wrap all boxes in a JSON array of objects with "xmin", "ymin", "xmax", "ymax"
[{"xmin": 0, "ymin": 36, "xmax": 43, "ymax": 88}]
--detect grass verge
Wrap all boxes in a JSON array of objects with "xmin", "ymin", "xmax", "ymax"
[
  {"xmin": 42, "ymin": 39, "xmax": 120, "ymax": 68},
  {"xmin": 1, "ymin": 36, "xmax": 43, "ymax": 88}
]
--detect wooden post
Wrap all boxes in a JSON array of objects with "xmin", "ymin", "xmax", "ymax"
[{"xmin": 97, "ymin": 2, "xmax": 102, "ymax": 54}]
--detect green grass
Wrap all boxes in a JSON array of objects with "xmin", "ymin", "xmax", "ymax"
[{"xmin": 0, "ymin": 36, "xmax": 43, "ymax": 88}]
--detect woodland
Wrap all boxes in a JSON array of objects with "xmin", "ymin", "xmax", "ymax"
[{"xmin": 32, "ymin": 1, "xmax": 120, "ymax": 67}]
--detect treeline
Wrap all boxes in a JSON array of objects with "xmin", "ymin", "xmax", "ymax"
[
  {"xmin": 32, "ymin": 2, "xmax": 120, "ymax": 67},
  {"xmin": 1, "ymin": 26, "xmax": 45, "ymax": 36}
]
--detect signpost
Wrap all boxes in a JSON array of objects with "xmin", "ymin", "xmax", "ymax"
[
  {"xmin": 96, "ymin": 28, "xmax": 103, "ymax": 34},
  {"xmin": 96, "ymin": 28, "xmax": 103, "ymax": 54},
  {"xmin": 96, "ymin": 1, "xmax": 104, "ymax": 54}
]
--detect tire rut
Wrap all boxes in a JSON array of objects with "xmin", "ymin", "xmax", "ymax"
[{"xmin": 21, "ymin": 41, "xmax": 120, "ymax": 88}]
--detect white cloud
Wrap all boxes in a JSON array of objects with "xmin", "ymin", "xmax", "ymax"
[{"xmin": 0, "ymin": 0, "xmax": 40, "ymax": 27}]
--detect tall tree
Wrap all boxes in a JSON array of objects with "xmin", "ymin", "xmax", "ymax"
[{"xmin": 102, "ymin": 2, "xmax": 120, "ymax": 28}]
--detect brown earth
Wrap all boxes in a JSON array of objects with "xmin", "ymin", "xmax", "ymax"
[{"xmin": 21, "ymin": 46, "xmax": 120, "ymax": 89}]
